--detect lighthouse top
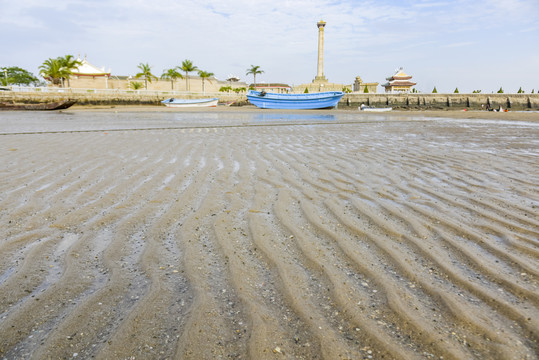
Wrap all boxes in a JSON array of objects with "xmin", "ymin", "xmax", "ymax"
[{"xmin": 317, "ymin": 20, "xmax": 326, "ymax": 28}]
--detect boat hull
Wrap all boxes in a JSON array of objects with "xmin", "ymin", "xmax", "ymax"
[
  {"xmin": 360, "ymin": 107, "xmax": 392, "ymax": 112},
  {"xmin": 0, "ymin": 99, "xmax": 77, "ymax": 110},
  {"xmin": 247, "ymin": 91, "xmax": 344, "ymax": 110},
  {"xmin": 162, "ymin": 98, "xmax": 218, "ymax": 107},
  {"xmin": 359, "ymin": 105, "xmax": 392, "ymax": 112}
]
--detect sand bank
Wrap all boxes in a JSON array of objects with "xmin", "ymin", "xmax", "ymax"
[{"xmin": 0, "ymin": 111, "xmax": 537, "ymax": 359}]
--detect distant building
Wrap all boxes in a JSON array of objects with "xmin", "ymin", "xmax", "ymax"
[
  {"xmin": 226, "ymin": 75, "xmax": 241, "ymax": 82},
  {"xmin": 70, "ymin": 56, "xmax": 112, "ymax": 89},
  {"xmin": 353, "ymin": 76, "xmax": 378, "ymax": 93},
  {"xmin": 251, "ymin": 83, "xmax": 292, "ymax": 93},
  {"xmin": 382, "ymin": 68, "xmax": 416, "ymax": 93}
]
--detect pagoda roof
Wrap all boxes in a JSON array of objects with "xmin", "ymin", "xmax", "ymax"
[
  {"xmin": 383, "ymin": 79, "xmax": 417, "ymax": 87},
  {"xmin": 386, "ymin": 67, "xmax": 413, "ymax": 81},
  {"xmin": 72, "ymin": 57, "xmax": 110, "ymax": 76}
]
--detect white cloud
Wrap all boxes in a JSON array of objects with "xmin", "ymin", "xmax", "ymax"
[{"xmin": 1, "ymin": 0, "xmax": 538, "ymax": 92}]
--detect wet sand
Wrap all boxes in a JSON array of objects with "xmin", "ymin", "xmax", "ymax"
[{"xmin": 0, "ymin": 109, "xmax": 538, "ymax": 359}]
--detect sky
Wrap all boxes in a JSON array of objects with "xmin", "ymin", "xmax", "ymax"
[{"xmin": 1, "ymin": 0, "xmax": 538, "ymax": 93}]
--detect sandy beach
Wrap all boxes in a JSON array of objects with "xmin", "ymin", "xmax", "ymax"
[{"xmin": 0, "ymin": 108, "xmax": 537, "ymax": 359}]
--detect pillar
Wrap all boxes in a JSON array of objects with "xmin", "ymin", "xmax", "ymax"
[{"xmin": 314, "ymin": 20, "xmax": 327, "ymax": 82}]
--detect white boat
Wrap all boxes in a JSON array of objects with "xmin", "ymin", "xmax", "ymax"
[
  {"xmin": 162, "ymin": 98, "xmax": 219, "ymax": 107},
  {"xmin": 359, "ymin": 104, "xmax": 392, "ymax": 112}
]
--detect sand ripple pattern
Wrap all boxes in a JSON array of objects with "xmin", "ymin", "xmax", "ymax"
[{"xmin": 1, "ymin": 117, "xmax": 538, "ymax": 359}]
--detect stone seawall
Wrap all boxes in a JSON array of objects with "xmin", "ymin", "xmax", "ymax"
[
  {"xmin": 341, "ymin": 93, "xmax": 539, "ymax": 110},
  {"xmin": 0, "ymin": 91, "xmax": 245, "ymax": 106},
  {"xmin": 1, "ymin": 91, "xmax": 538, "ymax": 110}
]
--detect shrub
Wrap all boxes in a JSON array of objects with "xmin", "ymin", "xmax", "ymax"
[
  {"xmin": 130, "ymin": 81, "xmax": 143, "ymax": 90},
  {"xmin": 432, "ymin": 86, "xmax": 437, "ymax": 93},
  {"xmin": 497, "ymin": 87, "xmax": 504, "ymax": 93},
  {"xmin": 304, "ymin": 88, "xmax": 309, "ymax": 93},
  {"xmin": 454, "ymin": 87, "xmax": 459, "ymax": 93}
]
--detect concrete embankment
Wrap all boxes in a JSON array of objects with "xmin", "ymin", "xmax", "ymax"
[
  {"xmin": 1, "ymin": 91, "xmax": 538, "ymax": 110},
  {"xmin": 0, "ymin": 91, "xmax": 246, "ymax": 106},
  {"xmin": 341, "ymin": 93, "xmax": 539, "ymax": 110}
]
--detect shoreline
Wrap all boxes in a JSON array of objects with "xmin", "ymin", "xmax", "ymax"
[
  {"xmin": 3, "ymin": 91, "xmax": 539, "ymax": 112},
  {"xmin": 66, "ymin": 104, "xmax": 539, "ymax": 121}
]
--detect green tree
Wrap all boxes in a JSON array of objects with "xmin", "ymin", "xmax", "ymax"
[
  {"xmin": 39, "ymin": 58, "xmax": 68, "ymax": 87},
  {"xmin": 1, "ymin": 66, "xmax": 39, "ymax": 86},
  {"xmin": 497, "ymin": 87, "xmax": 504, "ymax": 93},
  {"xmin": 161, "ymin": 67, "xmax": 183, "ymax": 90},
  {"xmin": 181, "ymin": 60, "xmax": 198, "ymax": 91},
  {"xmin": 197, "ymin": 70, "xmax": 214, "ymax": 95},
  {"xmin": 130, "ymin": 81, "xmax": 144, "ymax": 90},
  {"xmin": 364, "ymin": 85, "xmax": 369, "ymax": 93},
  {"xmin": 219, "ymin": 86, "xmax": 232, "ymax": 92},
  {"xmin": 304, "ymin": 88, "xmax": 309, "ymax": 93},
  {"xmin": 57, "ymin": 55, "xmax": 82, "ymax": 87},
  {"xmin": 454, "ymin": 87, "xmax": 459, "ymax": 93},
  {"xmin": 432, "ymin": 86, "xmax": 438, "ymax": 93},
  {"xmin": 517, "ymin": 87, "xmax": 523, "ymax": 93},
  {"xmin": 233, "ymin": 87, "xmax": 246, "ymax": 93},
  {"xmin": 246, "ymin": 65, "xmax": 264, "ymax": 89},
  {"xmin": 135, "ymin": 63, "xmax": 157, "ymax": 90},
  {"xmin": 1, "ymin": 67, "xmax": 6, "ymax": 86}
]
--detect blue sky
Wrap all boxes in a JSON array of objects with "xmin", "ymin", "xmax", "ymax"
[{"xmin": 1, "ymin": 0, "xmax": 538, "ymax": 93}]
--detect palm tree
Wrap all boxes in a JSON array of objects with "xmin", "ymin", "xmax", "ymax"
[
  {"xmin": 246, "ymin": 65, "xmax": 264, "ymax": 89},
  {"xmin": 181, "ymin": 60, "xmax": 198, "ymax": 91},
  {"xmin": 135, "ymin": 63, "xmax": 157, "ymax": 90},
  {"xmin": 57, "ymin": 55, "xmax": 82, "ymax": 87},
  {"xmin": 198, "ymin": 70, "xmax": 214, "ymax": 95},
  {"xmin": 39, "ymin": 58, "xmax": 68, "ymax": 87},
  {"xmin": 161, "ymin": 67, "xmax": 184, "ymax": 90}
]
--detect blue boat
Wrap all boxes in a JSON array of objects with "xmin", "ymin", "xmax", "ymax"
[{"xmin": 246, "ymin": 90, "xmax": 344, "ymax": 110}]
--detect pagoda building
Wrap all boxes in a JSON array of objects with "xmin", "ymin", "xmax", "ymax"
[
  {"xmin": 382, "ymin": 67, "xmax": 416, "ymax": 93},
  {"xmin": 69, "ymin": 56, "xmax": 112, "ymax": 89}
]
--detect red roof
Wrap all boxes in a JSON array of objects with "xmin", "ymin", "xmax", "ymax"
[{"xmin": 383, "ymin": 80, "xmax": 416, "ymax": 87}]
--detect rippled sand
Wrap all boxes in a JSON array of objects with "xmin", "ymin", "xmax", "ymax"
[{"xmin": 0, "ymin": 110, "xmax": 538, "ymax": 359}]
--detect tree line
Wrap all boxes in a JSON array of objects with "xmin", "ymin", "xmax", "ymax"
[
  {"xmin": 2, "ymin": 55, "xmax": 266, "ymax": 93},
  {"xmin": 431, "ymin": 86, "xmax": 535, "ymax": 94}
]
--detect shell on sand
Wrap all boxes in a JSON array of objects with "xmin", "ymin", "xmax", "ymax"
[{"xmin": 0, "ymin": 109, "xmax": 538, "ymax": 359}]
